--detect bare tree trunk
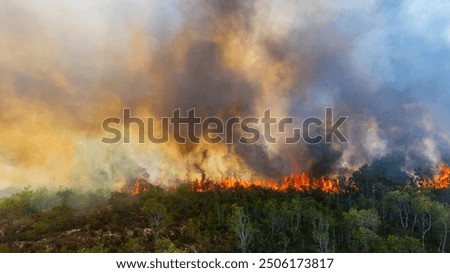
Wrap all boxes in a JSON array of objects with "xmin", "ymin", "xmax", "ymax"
[
  {"xmin": 442, "ymin": 222, "xmax": 448, "ymax": 253},
  {"xmin": 419, "ymin": 212, "xmax": 432, "ymax": 247}
]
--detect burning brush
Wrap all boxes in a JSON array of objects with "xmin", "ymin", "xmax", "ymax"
[
  {"xmin": 421, "ymin": 165, "xmax": 450, "ymax": 190},
  {"xmin": 122, "ymin": 178, "xmax": 150, "ymax": 195}
]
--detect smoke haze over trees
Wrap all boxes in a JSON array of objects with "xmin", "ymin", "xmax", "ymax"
[{"xmin": 1, "ymin": 162, "xmax": 450, "ymax": 253}]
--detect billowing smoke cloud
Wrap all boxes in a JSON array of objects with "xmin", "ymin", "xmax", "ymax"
[{"xmin": 1, "ymin": 0, "xmax": 449, "ymax": 191}]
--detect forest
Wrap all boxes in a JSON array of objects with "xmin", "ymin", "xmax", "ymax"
[{"xmin": 0, "ymin": 160, "xmax": 449, "ymax": 253}]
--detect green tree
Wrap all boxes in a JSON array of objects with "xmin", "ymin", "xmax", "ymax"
[
  {"xmin": 142, "ymin": 198, "xmax": 169, "ymax": 241},
  {"xmin": 154, "ymin": 237, "xmax": 186, "ymax": 253},
  {"xmin": 228, "ymin": 204, "xmax": 254, "ymax": 253},
  {"xmin": 375, "ymin": 235, "xmax": 424, "ymax": 252},
  {"xmin": 311, "ymin": 212, "xmax": 333, "ymax": 252},
  {"xmin": 411, "ymin": 195, "xmax": 434, "ymax": 247},
  {"xmin": 433, "ymin": 203, "xmax": 450, "ymax": 252},
  {"xmin": 384, "ymin": 188, "xmax": 413, "ymax": 230},
  {"xmin": 343, "ymin": 208, "xmax": 380, "ymax": 251},
  {"xmin": 121, "ymin": 237, "xmax": 145, "ymax": 252}
]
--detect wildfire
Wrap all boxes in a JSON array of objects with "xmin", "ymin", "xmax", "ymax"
[
  {"xmin": 421, "ymin": 165, "xmax": 450, "ymax": 190},
  {"xmin": 122, "ymin": 179, "xmax": 149, "ymax": 195},
  {"xmin": 191, "ymin": 172, "xmax": 343, "ymax": 194},
  {"xmin": 117, "ymin": 165, "xmax": 450, "ymax": 196}
]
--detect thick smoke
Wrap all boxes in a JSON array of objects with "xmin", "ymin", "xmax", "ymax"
[{"xmin": 0, "ymin": 0, "xmax": 449, "ymax": 191}]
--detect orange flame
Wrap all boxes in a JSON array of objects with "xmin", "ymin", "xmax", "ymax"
[
  {"xmin": 123, "ymin": 179, "xmax": 149, "ymax": 195},
  {"xmin": 420, "ymin": 164, "xmax": 450, "ymax": 190},
  {"xmin": 190, "ymin": 172, "xmax": 344, "ymax": 194}
]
